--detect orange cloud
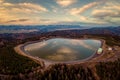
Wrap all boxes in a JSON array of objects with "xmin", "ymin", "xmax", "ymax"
[
  {"xmin": 92, "ymin": 10, "xmax": 120, "ymax": 18},
  {"xmin": 70, "ymin": 2, "xmax": 98, "ymax": 15},
  {"xmin": 0, "ymin": 7, "xmax": 16, "ymax": 24},
  {"xmin": 18, "ymin": 3, "xmax": 48, "ymax": 12},
  {"xmin": 56, "ymin": 0, "xmax": 77, "ymax": 7},
  {"xmin": 6, "ymin": 19, "xmax": 29, "ymax": 23},
  {"xmin": 47, "ymin": 46, "xmax": 77, "ymax": 61},
  {"xmin": 3, "ymin": 2, "xmax": 48, "ymax": 13},
  {"xmin": 0, "ymin": 0, "xmax": 4, "ymax": 3},
  {"xmin": 56, "ymin": 46, "xmax": 75, "ymax": 53},
  {"xmin": 2, "ymin": 2, "xmax": 14, "ymax": 6},
  {"xmin": 67, "ymin": 40, "xmax": 96, "ymax": 50},
  {"xmin": 92, "ymin": 1, "xmax": 120, "ymax": 22},
  {"xmin": 25, "ymin": 42, "xmax": 47, "ymax": 51},
  {"xmin": 0, "ymin": 2, "xmax": 48, "ymax": 24}
]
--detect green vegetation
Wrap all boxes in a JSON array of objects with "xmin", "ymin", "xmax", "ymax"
[
  {"xmin": 38, "ymin": 64, "xmax": 96, "ymax": 80},
  {"xmin": 96, "ymin": 58, "xmax": 120, "ymax": 80},
  {"xmin": 0, "ymin": 46, "xmax": 40, "ymax": 75},
  {"xmin": 89, "ymin": 35, "xmax": 120, "ymax": 46}
]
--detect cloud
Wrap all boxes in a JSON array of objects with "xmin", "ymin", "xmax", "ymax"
[
  {"xmin": 1, "ymin": 2, "xmax": 48, "ymax": 12},
  {"xmin": 67, "ymin": 40, "xmax": 96, "ymax": 50},
  {"xmin": 0, "ymin": 0, "xmax": 4, "ymax": 3},
  {"xmin": 25, "ymin": 42, "xmax": 47, "ymax": 51},
  {"xmin": 47, "ymin": 46, "xmax": 77, "ymax": 61},
  {"xmin": 0, "ymin": 7, "xmax": 16, "ymax": 24},
  {"xmin": 56, "ymin": 0, "xmax": 77, "ymax": 7},
  {"xmin": 0, "ymin": 2, "xmax": 48, "ymax": 14},
  {"xmin": 2, "ymin": 2, "xmax": 48, "ymax": 13},
  {"xmin": 56, "ymin": 46, "xmax": 75, "ymax": 54},
  {"xmin": 68, "ymin": 1, "xmax": 120, "ymax": 25},
  {"xmin": 6, "ymin": 19, "xmax": 29, "ymax": 23},
  {"xmin": 38, "ymin": 19, "xmax": 59, "ymax": 25},
  {"xmin": 18, "ymin": 3, "xmax": 48, "ymax": 12},
  {"xmin": 91, "ymin": 1, "xmax": 120, "ymax": 24},
  {"xmin": 39, "ymin": 19, "xmax": 52, "ymax": 21},
  {"xmin": 47, "ymin": 53, "xmax": 77, "ymax": 61},
  {"xmin": 92, "ymin": 10, "xmax": 120, "ymax": 18},
  {"xmin": 70, "ymin": 2, "xmax": 98, "ymax": 15},
  {"xmin": 0, "ymin": 2, "xmax": 48, "ymax": 24},
  {"xmin": 0, "ymin": 0, "xmax": 119, "ymax": 25},
  {"xmin": 2, "ymin": 2, "xmax": 14, "ymax": 6}
]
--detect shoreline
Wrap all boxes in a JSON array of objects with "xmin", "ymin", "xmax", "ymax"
[{"xmin": 14, "ymin": 38, "xmax": 105, "ymax": 67}]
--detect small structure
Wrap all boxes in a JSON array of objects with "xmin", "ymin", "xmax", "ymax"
[
  {"xmin": 97, "ymin": 48, "xmax": 103, "ymax": 54},
  {"xmin": 108, "ymin": 47, "xmax": 112, "ymax": 51}
]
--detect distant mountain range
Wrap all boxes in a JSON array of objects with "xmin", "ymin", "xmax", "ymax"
[
  {"xmin": 0, "ymin": 25, "xmax": 120, "ymax": 40},
  {"xmin": 0, "ymin": 25, "xmax": 89, "ymax": 34}
]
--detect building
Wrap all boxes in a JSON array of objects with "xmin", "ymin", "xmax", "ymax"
[
  {"xmin": 108, "ymin": 47, "xmax": 112, "ymax": 51},
  {"xmin": 97, "ymin": 48, "xmax": 103, "ymax": 54}
]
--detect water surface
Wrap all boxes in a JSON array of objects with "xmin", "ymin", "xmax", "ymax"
[{"xmin": 24, "ymin": 38, "xmax": 101, "ymax": 62}]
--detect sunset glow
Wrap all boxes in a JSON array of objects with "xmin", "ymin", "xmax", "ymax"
[{"xmin": 0, "ymin": 0, "xmax": 120, "ymax": 26}]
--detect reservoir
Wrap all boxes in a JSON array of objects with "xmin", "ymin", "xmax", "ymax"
[{"xmin": 24, "ymin": 38, "xmax": 101, "ymax": 62}]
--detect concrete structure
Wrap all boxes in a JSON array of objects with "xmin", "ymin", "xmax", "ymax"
[{"xmin": 97, "ymin": 48, "xmax": 103, "ymax": 54}]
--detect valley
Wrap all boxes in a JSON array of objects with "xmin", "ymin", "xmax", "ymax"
[{"xmin": 0, "ymin": 26, "xmax": 120, "ymax": 80}]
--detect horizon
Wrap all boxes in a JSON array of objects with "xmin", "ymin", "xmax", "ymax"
[
  {"xmin": 0, "ymin": 24, "xmax": 119, "ymax": 28},
  {"xmin": 0, "ymin": 0, "xmax": 120, "ymax": 26}
]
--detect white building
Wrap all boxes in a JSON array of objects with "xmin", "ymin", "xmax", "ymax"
[{"xmin": 97, "ymin": 48, "xmax": 103, "ymax": 54}]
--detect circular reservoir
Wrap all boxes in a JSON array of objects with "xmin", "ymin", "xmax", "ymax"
[{"xmin": 24, "ymin": 38, "xmax": 101, "ymax": 62}]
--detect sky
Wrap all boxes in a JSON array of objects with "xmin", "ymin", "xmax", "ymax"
[{"xmin": 0, "ymin": 0, "xmax": 120, "ymax": 26}]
